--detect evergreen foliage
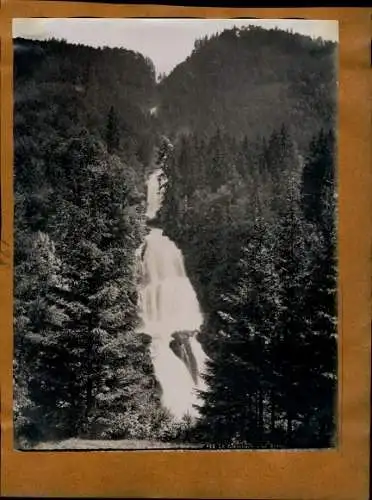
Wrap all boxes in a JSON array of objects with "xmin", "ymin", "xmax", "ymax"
[
  {"xmin": 158, "ymin": 125, "xmax": 337, "ymax": 449},
  {"xmin": 158, "ymin": 26, "xmax": 336, "ymax": 154},
  {"xmin": 13, "ymin": 37, "xmax": 166, "ymax": 444},
  {"xmin": 14, "ymin": 27, "xmax": 337, "ymax": 449}
]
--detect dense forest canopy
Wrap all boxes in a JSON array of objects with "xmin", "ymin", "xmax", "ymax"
[
  {"xmin": 14, "ymin": 37, "xmax": 158, "ymax": 166},
  {"xmin": 14, "ymin": 37, "xmax": 180, "ymax": 444},
  {"xmin": 156, "ymin": 124, "xmax": 337, "ymax": 448},
  {"xmin": 14, "ymin": 26, "xmax": 337, "ymax": 449},
  {"xmin": 158, "ymin": 25, "xmax": 337, "ymax": 154}
]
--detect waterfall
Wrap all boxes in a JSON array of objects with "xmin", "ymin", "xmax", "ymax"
[{"xmin": 137, "ymin": 168, "xmax": 208, "ymax": 420}]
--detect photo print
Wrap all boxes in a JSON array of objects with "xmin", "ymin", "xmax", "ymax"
[{"xmin": 13, "ymin": 18, "xmax": 338, "ymax": 451}]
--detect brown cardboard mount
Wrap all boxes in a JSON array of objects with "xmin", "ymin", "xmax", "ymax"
[{"xmin": 0, "ymin": 4, "xmax": 370, "ymax": 499}]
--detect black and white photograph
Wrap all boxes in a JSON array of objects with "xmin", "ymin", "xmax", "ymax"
[{"xmin": 13, "ymin": 18, "xmax": 338, "ymax": 451}]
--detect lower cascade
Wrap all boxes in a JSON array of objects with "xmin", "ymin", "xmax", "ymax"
[{"xmin": 137, "ymin": 168, "xmax": 208, "ymax": 420}]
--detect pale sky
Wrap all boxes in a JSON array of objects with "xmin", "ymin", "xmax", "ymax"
[{"xmin": 13, "ymin": 18, "xmax": 338, "ymax": 76}]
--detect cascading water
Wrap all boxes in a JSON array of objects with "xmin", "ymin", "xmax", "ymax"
[{"xmin": 137, "ymin": 168, "xmax": 208, "ymax": 420}]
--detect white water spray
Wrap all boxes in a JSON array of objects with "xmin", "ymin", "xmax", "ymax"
[{"xmin": 137, "ymin": 169, "xmax": 208, "ymax": 420}]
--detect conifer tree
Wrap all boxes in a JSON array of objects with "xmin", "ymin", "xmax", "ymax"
[
  {"xmin": 301, "ymin": 128, "xmax": 335, "ymax": 226},
  {"xmin": 196, "ymin": 216, "xmax": 282, "ymax": 447},
  {"xmin": 106, "ymin": 105, "xmax": 120, "ymax": 154},
  {"xmin": 14, "ymin": 230, "xmax": 71, "ymax": 440},
  {"xmin": 47, "ymin": 133, "xmax": 148, "ymax": 435}
]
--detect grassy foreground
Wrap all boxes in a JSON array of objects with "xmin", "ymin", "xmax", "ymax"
[{"xmin": 29, "ymin": 438, "xmax": 203, "ymax": 451}]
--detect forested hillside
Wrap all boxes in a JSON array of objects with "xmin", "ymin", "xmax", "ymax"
[
  {"xmin": 157, "ymin": 125, "xmax": 337, "ymax": 448},
  {"xmin": 13, "ymin": 38, "xmax": 181, "ymax": 446},
  {"xmin": 14, "ymin": 38, "xmax": 158, "ymax": 165},
  {"xmin": 158, "ymin": 25, "xmax": 337, "ymax": 153},
  {"xmin": 14, "ymin": 26, "xmax": 338, "ymax": 450},
  {"xmin": 156, "ymin": 27, "xmax": 338, "ymax": 448}
]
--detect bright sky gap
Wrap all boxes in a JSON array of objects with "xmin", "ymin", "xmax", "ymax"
[{"xmin": 13, "ymin": 18, "xmax": 338, "ymax": 76}]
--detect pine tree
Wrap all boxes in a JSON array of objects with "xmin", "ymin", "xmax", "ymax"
[
  {"xmin": 196, "ymin": 217, "xmax": 282, "ymax": 447},
  {"xmin": 272, "ymin": 194, "xmax": 312, "ymax": 445},
  {"xmin": 295, "ymin": 130, "xmax": 337, "ymax": 447},
  {"xmin": 106, "ymin": 105, "xmax": 120, "ymax": 154},
  {"xmin": 206, "ymin": 129, "xmax": 229, "ymax": 192},
  {"xmin": 268, "ymin": 128, "xmax": 337, "ymax": 448},
  {"xmin": 14, "ymin": 230, "xmax": 71, "ymax": 441},
  {"xmin": 47, "ymin": 134, "xmax": 146, "ymax": 434},
  {"xmin": 301, "ymin": 128, "xmax": 335, "ymax": 225}
]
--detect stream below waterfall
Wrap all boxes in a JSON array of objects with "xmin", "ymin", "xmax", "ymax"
[{"xmin": 136, "ymin": 168, "xmax": 208, "ymax": 420}]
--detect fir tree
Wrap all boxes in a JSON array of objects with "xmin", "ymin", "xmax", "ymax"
[
  {"xmin": 301, "ymin": 128, "xmax": 335, "ymax": 225},
  {"xmin": 106, "ymin": 105, "xmax": 120, "ymax": 154},
  {"xmin": 14, "ymin": 231, "xmax": 71, "ymax": 441}
]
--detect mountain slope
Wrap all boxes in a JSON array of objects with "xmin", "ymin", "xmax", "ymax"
[
  {"xmin": 158, "ymin": 25, "xmax": 337, "ymax": 153},
  {"xmin": 14, "ymin": 37, "xmax": 158, "ymax": 166}
]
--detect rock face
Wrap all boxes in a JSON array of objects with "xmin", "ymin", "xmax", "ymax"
[{"xmin": 169, "ymin": 331, "xmax": 199, "ymax": 385}]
